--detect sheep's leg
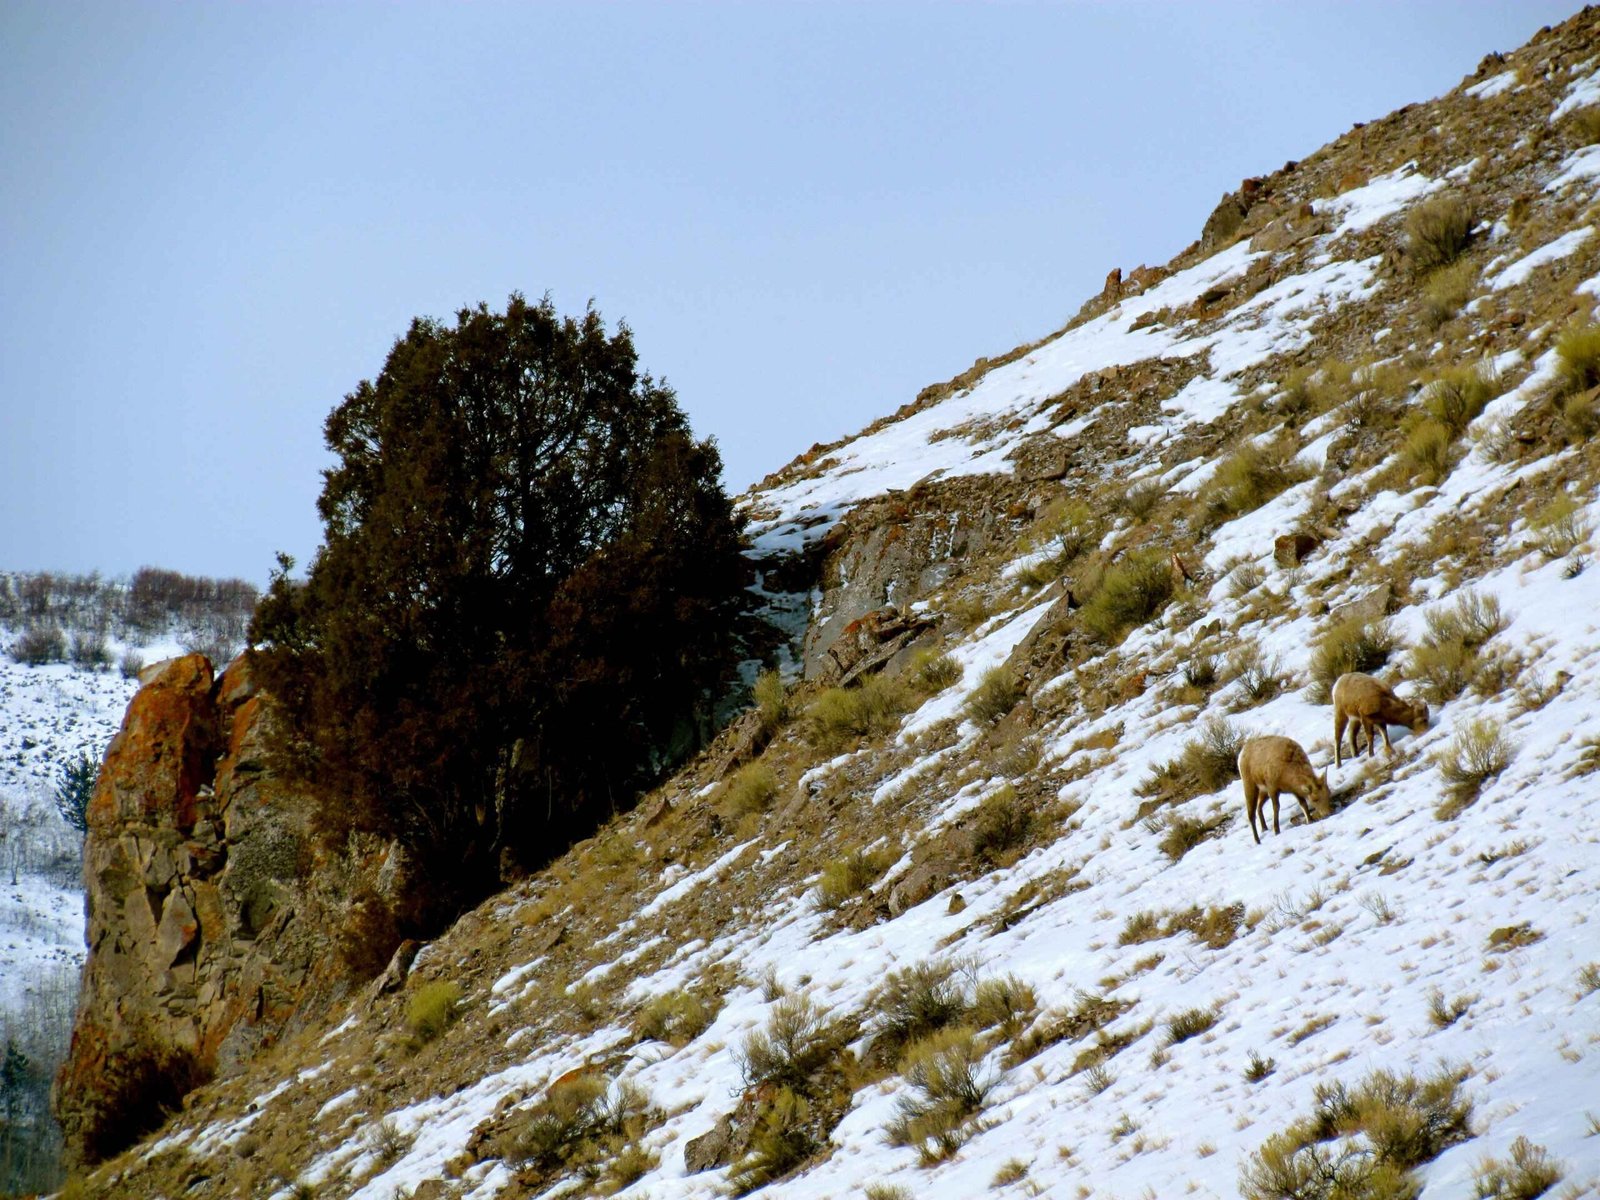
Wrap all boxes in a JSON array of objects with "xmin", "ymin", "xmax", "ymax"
[
  {"xmin": 1293, "ymin": 790, "xmax": 1313, "ymax": 824},
  {"xmin": 1271, "ymin": 789, "xmax": 1282, "ymax": 835},
  {"xmin": 1334, "ymin": 710, "xmax": 1348, "ymax": 767},
  {"xmin": 1380, "ymin": 721, "xmax": 1396, "ymax": 757},
  {"xmin": 1245, "ymin": 781, "xmax": 1262, "ymax": 844}
]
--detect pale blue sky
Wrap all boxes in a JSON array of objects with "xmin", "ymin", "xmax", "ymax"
[{"xmin": 0, "ymin": 2, "xmax": 1575, "ymax": 582}]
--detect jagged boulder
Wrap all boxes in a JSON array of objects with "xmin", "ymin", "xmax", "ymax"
[{"xmin": 55, "ymin": 655, "xmax": 404, "ymax": 1167}]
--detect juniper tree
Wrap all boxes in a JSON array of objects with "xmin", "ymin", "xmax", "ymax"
[{"xmin": 251, "ymin": 294, "xmax": 746, "ymax": 931}]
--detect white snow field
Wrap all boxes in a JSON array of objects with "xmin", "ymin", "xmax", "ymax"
[{"xmin": 0, "ymin": 620, "xmax": 188, "ymax": 1018}]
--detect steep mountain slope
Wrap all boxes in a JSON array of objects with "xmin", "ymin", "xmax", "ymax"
[{"xmin": 68, "ymin": 12, "xmax": 1600, "ymax": 1200}]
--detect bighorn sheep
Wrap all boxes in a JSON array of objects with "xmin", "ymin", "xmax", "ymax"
[
  {"xmin": 1238, "ymin": 735, "xmax": 1331, "ymax": 844},
  {"xmin": 1332, "ymin": 672, "xmax": 1429, "ymax": 766}
]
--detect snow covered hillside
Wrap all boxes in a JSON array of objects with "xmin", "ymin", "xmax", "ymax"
[
  {"xmin": 0, "ymin": 643, "xmax": 142, "ymax": 1019},
  {"xmin": 77, "ymin": 12, "xmax": 1600, "ymax": 1200}
]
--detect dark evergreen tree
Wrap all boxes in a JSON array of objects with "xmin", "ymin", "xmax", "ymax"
[
  {"xmin": 53, "ymin": 753, "xmax": 96, "ymax": 835},
  {"xmin": 250, "ymin": 294, "xmax": 746, "ymax": 929}
]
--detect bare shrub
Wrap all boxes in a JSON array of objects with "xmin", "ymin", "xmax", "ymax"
[
  {"xmin": 1435, "ymin": 719, "xmax": 1514, "ymax": 818},
  {"xmin": 885, "ymin": 1027, "xmax": 994, "ymax": 1164},
  {"xmin": 1241, "ymin": 1065, "xmax": 1472, "ymax": 1200},
  {"xmin": 738, "ymin": 997, "xmax": 844, "ymax": 1090},
  {"xmin": 866, "ymin": 961, "xmax": 973, "ymax": 1061},
  {"xmin": 730, "ymin": 1086, "xmax": 817, "ymax": 1195},
  {"xmin": 1136, "ymin": 717, "xmax": 1243, "ymax": 810},
  {"xmin": 8, "ymin": 624, "xmax": 66, "ymax": 666},
  {"xmin": 1308, "ymin": 616, "xmax": 1397, "ymax": 702},
  {"xmin": 68, "ymin": 630, "xmax": 110, "ymax": 670},
  {"xmin": 967, "ymin": 784, "xmax": 1033, "ymax": 864},
  {"xmin": 1228, "ymin": 644, "xmax": 1284, "ymax": 704}
]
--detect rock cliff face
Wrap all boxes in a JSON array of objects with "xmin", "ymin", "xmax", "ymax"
[{"xmin": 55, "ymin": 654, "xmax": 402, "ymax": 1166}]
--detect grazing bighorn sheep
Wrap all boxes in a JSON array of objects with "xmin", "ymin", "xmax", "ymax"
[
  {"xmin": 1331, "ymin": 672, "xmax": 1430, "ymax": 766},
  {"xmin": 1238, "ymin": 735, "xmax": 1331, "ymax": 844}
]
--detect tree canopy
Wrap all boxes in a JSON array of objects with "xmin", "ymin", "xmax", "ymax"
[{"xmin": 251, "ymin": 294, "xmax": 746, "ymax": 923}]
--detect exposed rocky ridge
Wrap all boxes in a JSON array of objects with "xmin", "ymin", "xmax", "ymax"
[
  {"xmin": 53, "ymin": 10, "xmax": 1600, "ymax": 1199},
  {"xmin": 55, "ymin": 654, "xmax": 403, "ymax": 1166}
]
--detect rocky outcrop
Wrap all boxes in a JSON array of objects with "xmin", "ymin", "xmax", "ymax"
[
  {"xmin": 801, "ymin": 477, "xmax": 1014, "ymax": 679},
  {"xmin": 55, "ymin": 654, "xmax": 403, "ymax": 1166}
]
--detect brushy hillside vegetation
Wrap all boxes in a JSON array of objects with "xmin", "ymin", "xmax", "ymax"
[{"xmin": 51, "ymin": 12, "xmax": 1600, "ymax": 1200}]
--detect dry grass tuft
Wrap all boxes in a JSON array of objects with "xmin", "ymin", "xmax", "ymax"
[
  {"xmin": 968, "ymin": 784, "xmax": 1035, "ymax": 864},
  {"xmin": 721, "ymin": 761, "xmax": 778, "ymax": 819},
  {"xmin": 1079, "ymin": 548, "xmax": 1176, "ymax": 645},
  {"xmin": 1201, "ymin": 437, "xmax": 1311, "ymax": 521},
  {"xmin": 1556, "ymin": 321, "xmax": 1600, "ymax": 395},
  {"xmin": 806, "ymin": 674, "xmax": 913, "ymax": 751},
  {"xmin": 1156, "ymin": 808, "xmax": 1233, "ymax": 861},
  {"xmin": 1422, "ymin": 259, "xmax": 1478, "ymax": 326},
  {"xmin": 910, "ymin": 647, "xmax": 963, "ymax": 693},
  {"xmin": 1426, "ymin": 987, "xmax": 1475, "ymax": 1030},
  {"xmin": 635, "ymin": 988, "xmax": 719, "ymax": 1047},
  {"xmin": 1118, "ymin": 903, "xmax": 1246, "ymax": 950},
  {"xmin": 816, "ymin": 845, "xmax": 899, "ymax": 910},
  {"xmin": 1567, "ymin": 106, "xmax": 1600, "ymax": 145},
  {"xmin": 965, "ymin": 665, "xmax": 1023, "ymax": 725},
  {"xmin": 1472, "ymin": 1135, "xmax": 1564, "ymax": 1200},
  {"xmin": 754, "ymin": 668, "xmax": 790, "ymax": 733},
  {"xmin": 1406, "ymin": 194, "xmax": 1473, "ymax": 272},
  {"xmin": 1165, "ymin": 1004, "xmax": 1219, "ymax": 1045},
  {"xmin": 406, "ymin": 980, "xmax": 462, "ymax": 1046},
  {"xmin": 1528, "ymin": 494, "xmax": 1590, "ymax": 561},
  {"xmin": 1420, "ymin": 363, "xmax": 1503, "ymax": 436}
]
